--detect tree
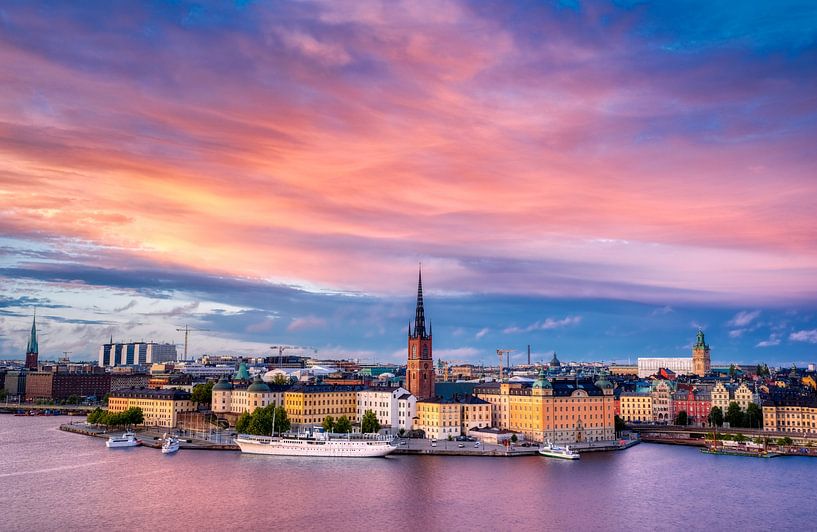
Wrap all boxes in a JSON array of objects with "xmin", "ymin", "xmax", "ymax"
[
  {"xmin": 271, "ymin": 374, "xmax": 291, "ymax": 386},
  {"xmin": 725, "ymin": 402, "xmax": 745, "ymax": 427},
  {"xmin": 398, "ymin": 428, "xmax": 406, "ymax": 437},
  {"xmin": 674, "ymin": 411, "xmax": 689, "ymax": 426},
  {"xmin": 322, "ymin": 415, "xmax": 336, "ymax": 433},
  {"xmin": 334, "ymin": 415, "xmax": 352, "ymax": 433},
  {"xmin": 361, "ymin": 410, "xmax": 381, "ymax": 434},
  {"xmin": 510, "ymin": 434, "xmax": 518, "ymax": 443},
  {"xmin": 273, "ymin": 406, "xmax": 291, "ymax": 435},
  {"xmin": 191, "ymin": 381, "xmax": 215, "ymax": 405},
  {"xmin": 614, "ymin": 415, "xmax": 626, "ymax": 436},
  {"xmin": 734, "ymin": 433, "xmax": 747, "ymax": 443},
  {"xmin": 235, "ymin": 412, "xmax": 251, "ymax": 433},
  {"xmin": 87, "ymin": 407, "xmax": 104, "ymax": 425},
  {"xmin": 777, "ymin": 436, "xmax": 793, "ymax": 446},
  {"xmin": 708, "ymin": 406, "xmax": 724, "ymax": 427},
  {"xmin": 247, "ymin": 404, "xmax": 275, "ymax": 436},
  {"xmin": 746, "ymin": 403, "xmax": 763, "ymax": 429}
]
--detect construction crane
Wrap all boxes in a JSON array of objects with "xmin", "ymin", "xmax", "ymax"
[
  {"xmin": 270, "ymin": 345, "xmax": 318, "ymax": 357},
  {"xmin": 176, "ymin": 325, "xmax": 210, "ymax": 361},
  {"xmin": 497, "ymin": 349, "xmax": 513, "ymax": 383}
]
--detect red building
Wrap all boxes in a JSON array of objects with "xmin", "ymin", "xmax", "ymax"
[
  {"xmin": 406, "ymin": 269, "xmax": 435, "ymax": 400},
  {"xmin": 671, "ymin": 388, "xmax": 712, "ymax": 425}
]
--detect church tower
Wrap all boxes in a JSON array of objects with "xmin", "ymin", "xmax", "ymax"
[
  {"xmin": 25, "ymin": 311, "xmax": 39, "ymax": 370},
  {"xmin": 692, "ymin": 329, "xmax": 710, "ymax": 377},
  {"xmin": 406, "ymin": 267, "xmax": 435, "ymax": 400}
]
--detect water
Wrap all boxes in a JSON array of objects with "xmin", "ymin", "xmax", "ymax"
[{"xmin": 1, "ymin": 416, "xmax": 815, "ymax": 531}]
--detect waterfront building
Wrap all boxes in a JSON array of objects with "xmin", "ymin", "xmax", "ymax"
[
  {"xmin": 415, "ymin": 396, "xmax": 491, "ymax": 440},
  {"xmin": 474, "ymin": 371, "xmax": 615, "ymax": 444},
  {"xmin": 98, "ymin": 340, "xmax": 177, "ymax": 367},
  {"xmin": 108, "ymin": 388, "xmax": 195, "ymax": 427},
  {"xmin": 357, "ymin": 386, "xmax": 414, "ymax": 434},
  {"xmin": 212, "ymin": 376, "xmax": 288, "ymax": 418},
  {"xmin": 25, "ymin": 371, "xmax": 53, "ymax": 400},
  {"xmin": 3, "ymin": 370, "xmax": 26, "ymax": 401},
  {"xmin": 284, "ymin": 384, "xmax": 363, "ymax": 427},
  {"xmin": 671, "ymin": 388, "xmax": 712, "ymax": 425},
  {"xmin": 712, "ymin": 382, "xmax": 757, "ymax": 414},
  {"xmin": 651, "ymin": 380, "xmax": 674, "ymax": 423},
  {"xmin": 637, "ymin": 357, "xmax": 693, "ymax": 378},
  {"xmin": 762, "ymin": 393, "xmax": 817, "ymax": 435},
  {"xmin": 397, "ymin": 392, "xmax": 416, "ymax": 432},
  {"xmin": 619, "ymin": 392, "xmax": 654, "ymax": 423},
  {"xmin": 406, "ymin": 268, "xmax": 435, "ymax": 400},
  {"xmin": 691, "ymin": 329, "xmax": 711, "ymax": 377},
  {"xmin": 25, "ymin": 313, "xmax": 39, "ymax": 370}
]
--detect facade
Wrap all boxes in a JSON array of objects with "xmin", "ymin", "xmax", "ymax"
[
  {"xmin": 609, "ymin": 365, "xmax": 638, "ymax": 377},
  {"xmin": 52, "ymin": 373, "xmax": 111, "ymax": 400},
  {"xmin": 212, "ymin": 376, "xmax": 288, "ymax": 417},
  {"xmin": 712, "ymin": 382, "xmax": 757, "ymax": 414},
  {"xmin": 406, "ymin": 269, "xmax": 435, "ymax": 400},
  {"xmin": 691, "ymin": 329, "xmax": 711, "ymax": 377},
  {"xmin": 108, "ymin": 388, "xmax": 196, "ymax": 427},
  {"xmin": 25, "ymin": 313, "xmax": 39, "ymax": 370},
  {"xmin": 763, "ymin": 394, "xmax": 817, "ymax": 435},
  {"xmin": 98, "ymin": 341, "xmax": 177, "ymax": 367},
  {"xmin": 475, "ymin": 371, "xmax": 615, "ymax": 444},
  {"xmin": 651, "ymin": 380, "xmax": 674, "ymax": 423},
  {"xmin": 397, "ymin": 393, "xmax": 417, "ymax": 432},
  {"xmin": 637, "ymin": 357, "xmax": 693, "ymax": 378},
  {"xmin": 25, "ymin": 371, "xmax": 53, "ymax": 400},
  {"xmin": 357, "ymin": 386, "xmax": 414, "ymax": 434},
  {"xmin": 415, "ymin": 396, "xmax": 491, "ymax": 440},
  {"xmin": 3, "ymin": 370, "xmax": 27, "ymax": 400},
  {"xmin": 110, "ymin": 373, "xmax": 151, "ymax": 392},
  {"xmin": 671, "ymin": 389, "xmax": 712, "ymax": 425},
  {"xmin": 619, "ymin": 392, "xmax": 654, "ymax": 423},
  {"xmin": 284, "ymin": 385, "xmax": 363, "ymax": 427}
]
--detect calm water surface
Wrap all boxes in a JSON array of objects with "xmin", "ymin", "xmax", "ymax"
[{"xmin": 1, "ymin": 416, "xmax": 815, "ymax": 531}]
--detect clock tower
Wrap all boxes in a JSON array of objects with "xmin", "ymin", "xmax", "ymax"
[{"xmin": 406, "ymin": 268, "xmax": 435, "ymax": 400}]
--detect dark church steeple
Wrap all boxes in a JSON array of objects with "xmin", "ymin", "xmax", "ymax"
[
  {"xmin": 407, "ymin": 265, "xmax": 435, "ymax": 399},
  {"xmin": 25, "ymin": 310, "xmax": 39, "ymax": 370},
  {"xmin": 413, "ymin": 267, "xmax": 428, "ymax": 339}
]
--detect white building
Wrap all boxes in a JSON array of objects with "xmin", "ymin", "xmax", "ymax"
[
  {"xmin": 356, "ymin": 386, "xmax": 415, "ymax": 434},
  {"xmin": 175, "ymin": 363, "xmax": 236, "ymax": 378},
  {"xmin": 637, "ymin": 357, "xmax": 693, "ymax": 378},
  {"xmin": 99, "ymin": 342, "xmax": 177, "ymax": 367}
]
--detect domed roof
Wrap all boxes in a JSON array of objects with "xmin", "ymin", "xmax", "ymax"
[
  {"xmin": 595, "ymin": 370, "xmax": 613, "ymax": 389},
  {"xmin": 549, "ymin": 352, "xmax": 561, "ymax": 367},
  {"xmin": 247, "ymin": 375, "xmax": 271, "ymax": 393},
  {"xmin": 234, "ymin": 362, "xmax": 250, "ymax": 381},
  {"xmin": 212, "ymin": 376, "xmax": 233, "ymax": 391},
  {"xmin": 533, "ymin": 369, "xmax": 552, "ymax": 389}
]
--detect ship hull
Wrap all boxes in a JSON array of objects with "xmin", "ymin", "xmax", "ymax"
[
  {"xmin": 538, "ymin": 448, "xmax": 580, "ymax": 460},
  {"xmin": 236, "ymin": 436, "xmax": 395, "ymax": 457}
]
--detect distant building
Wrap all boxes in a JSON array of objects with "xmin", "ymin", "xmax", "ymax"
[
  {"xmin": 357, "ymin": 386, "xmax": 414, "ymax": 434},
  {"xmin": 637, "ymin": 357, "xmax": 693, "ymax": 378},
  {"xmin": 763, "ymin": 392, "xmax": 817, "ymax": 435},
  {"xmin": 98, "ymin": 340, "xmax": 177, "ymax": 367},
  {"xmin": 4, "ymin": 370, "xmax": 27, "ymax": 401},
  {"xmin": 609, "ymin": 365, "xmax": 638, "ymax": 377},
  {"xmin": 212, "ymin": 376, "xmax": 288, "ymax": 419},
  {"xmin": 406, "ymin": 268, "xmax": 435, "ymax": 400},
  {"xmin": 692, "ymin": 329, "xmax": 711, "ymax": 377},
  {"xmin": 619, "ymin": 392, "xmax": 654, "ymax": 423},
  {"xmin": 671, "ymin": 388, "xmax": 712, "ymax": 426},
  {"xmin": 415, "ymin": 395, "xmax": 491, "ymax": 440},
  {"xmin": 25, "ymin": 371, "xmax": 53, "ymax": 400},
  {"xmin": 108, "ymin": 388, "xmax": 195, "ymax": 428},
  {"xmin": 110, "ymin": 373, "xmax": 151, "ymax": 392},
  {"xmin": 24, "ymin": 313, "xmax": 38, "ymax": 370},
  {"xmin": 284, "ymin": 384, "xmax": 364, "ymax": 427},
  {"xmin": 712, "ymin": 381, "xmax": 757, "ymax": 414}
]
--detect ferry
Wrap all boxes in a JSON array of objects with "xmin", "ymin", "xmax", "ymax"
[
  {"xmin": 538, "ymin": 441, "xmax": 580, "ymax": 460},
  {"xmin": 235, "ymin": 427, "xmax": 395, "ymax": 458},
  {"xmin": 106, "ymin": 431, "xmax": 141, "ymax": 448},
  {"xmin": 161, "ymin": 435, "xmax": 180, "ymax": 454}
]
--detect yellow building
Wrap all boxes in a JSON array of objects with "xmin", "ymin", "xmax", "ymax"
[
  {"xmin": 416, "ymin": 396, "xmax": 491, "ymax": 440},
  {"xmin": 108, "ymin": 388, "xmax": 195, "ymax": 428},
  {"xmin": 618, "ymin": 392, "xmax": 654, "ymax": 423},
  {"xmin": 284, "ymin": 385, "xmax": 362, "ymax": 427},
  {"xmin": 475, "ymin": 370, "xmax": 615, "ymax": 444},
  {"xmin": 212, "ymin": 376, "xmax": 287, "ymax": 417},
  {"xmin": 801, "ymin": 375, "xmax": 816, "ymax": 391},
  {"xmin": 763, "ymin": 396, "xmax": 817, "ymax": 435}
]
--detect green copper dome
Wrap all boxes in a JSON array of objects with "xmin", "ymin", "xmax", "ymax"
[
  {"xmin": 213, "ymin": 376, "xmax": 233, "ymax": 391},
  {"xmin": 234, "ymin": 362, "xmax": 250, "ymax": 381},
  {"xmin": 533, "ymin": 368, "xmax": 552, "ymax": 389},
  {"xmin": 247, "ymin": 375, "xmax": 271, "ymax": 393},
  {"xmin": 595, "ymin": 370, "xmax": 613, "ymax": 390}
]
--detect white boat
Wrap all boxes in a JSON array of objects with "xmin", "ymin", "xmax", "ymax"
[
  {"xmin": 235, "ymin": 427, "xmax": 395, "ymax": 458},
  {"xmin": 106, "ymin": 431, "xmax": 141, "ymax": 448},
  {"xmin": 538, "ymin": 441, "xmax": 580, "ymax": 460},
  {"xmin": 161, "ymin": 435, "xmax": 180, "ymax": 454}
]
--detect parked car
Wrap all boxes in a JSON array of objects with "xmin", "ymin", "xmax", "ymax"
[
  {"xmin": 458, "ymin": 443, "xmax": 464, "ymax": 448},
  {"xmin": 431, "ymin": 441, "xmax": 437, "ymax": 447},
  {"xmin": 474, "ymin": 442, "xmax": 480, "ymax": 448}
]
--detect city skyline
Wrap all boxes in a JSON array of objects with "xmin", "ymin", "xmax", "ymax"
[{"xmin": 1, "ymin": 2, "xmax": 816, "ymax": 363}]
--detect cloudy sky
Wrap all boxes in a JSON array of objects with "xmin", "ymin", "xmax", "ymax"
[{"xmin": 1, "ymin": 1, "xmax": 816, "ymax": 365}]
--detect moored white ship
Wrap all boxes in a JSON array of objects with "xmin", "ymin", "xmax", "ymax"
[
  {"xmin": 538, "ymin": 441, "xmax": 580, "ymax": 460},
  {"xmin": 235, "ymin": 427, "xmax": 395, "ymax": 458},
  {"xmin": 161, "ymin": 434, "xmax": 180, "ymax": 454},
  {"xmin": 106, "ymin": 431, "xmax": 141, "ymax": 448}
]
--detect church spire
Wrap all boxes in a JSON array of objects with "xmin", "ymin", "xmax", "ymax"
[
  {"xmin": 413, "ymin": 266, "xmax": 427, "ymax": 339},
  {"xmin": 26, "ymin": 310, "xmax": 38, "ymax": 355}
]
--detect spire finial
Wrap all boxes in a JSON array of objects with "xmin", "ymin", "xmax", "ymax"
[{"xmin": 413, "ymin": 264, "xmax": 426, "ymax": 338}]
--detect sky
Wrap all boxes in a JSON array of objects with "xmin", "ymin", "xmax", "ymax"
[{"xmin": 1, "ymin": 0, "xmax": 816, "ymax": 366}]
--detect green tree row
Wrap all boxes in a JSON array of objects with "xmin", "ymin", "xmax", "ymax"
[
  {"xmin": 707, "ymin": 403, "xmax": 763, "ymax": 428},
  {"xmin": 322, "ymin": 415, "xmax": 354, "ymax": 433},
  {"xmin": 87, "ymin": 407, "xmax": 144, "ymax": 427},
  {"xmin": 235, "ymin": 404, "xmax": 291, "ymax": 435},
  {"xmin": 191, "ymin": 381, "xmax": 215, "ymax": 405}
]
